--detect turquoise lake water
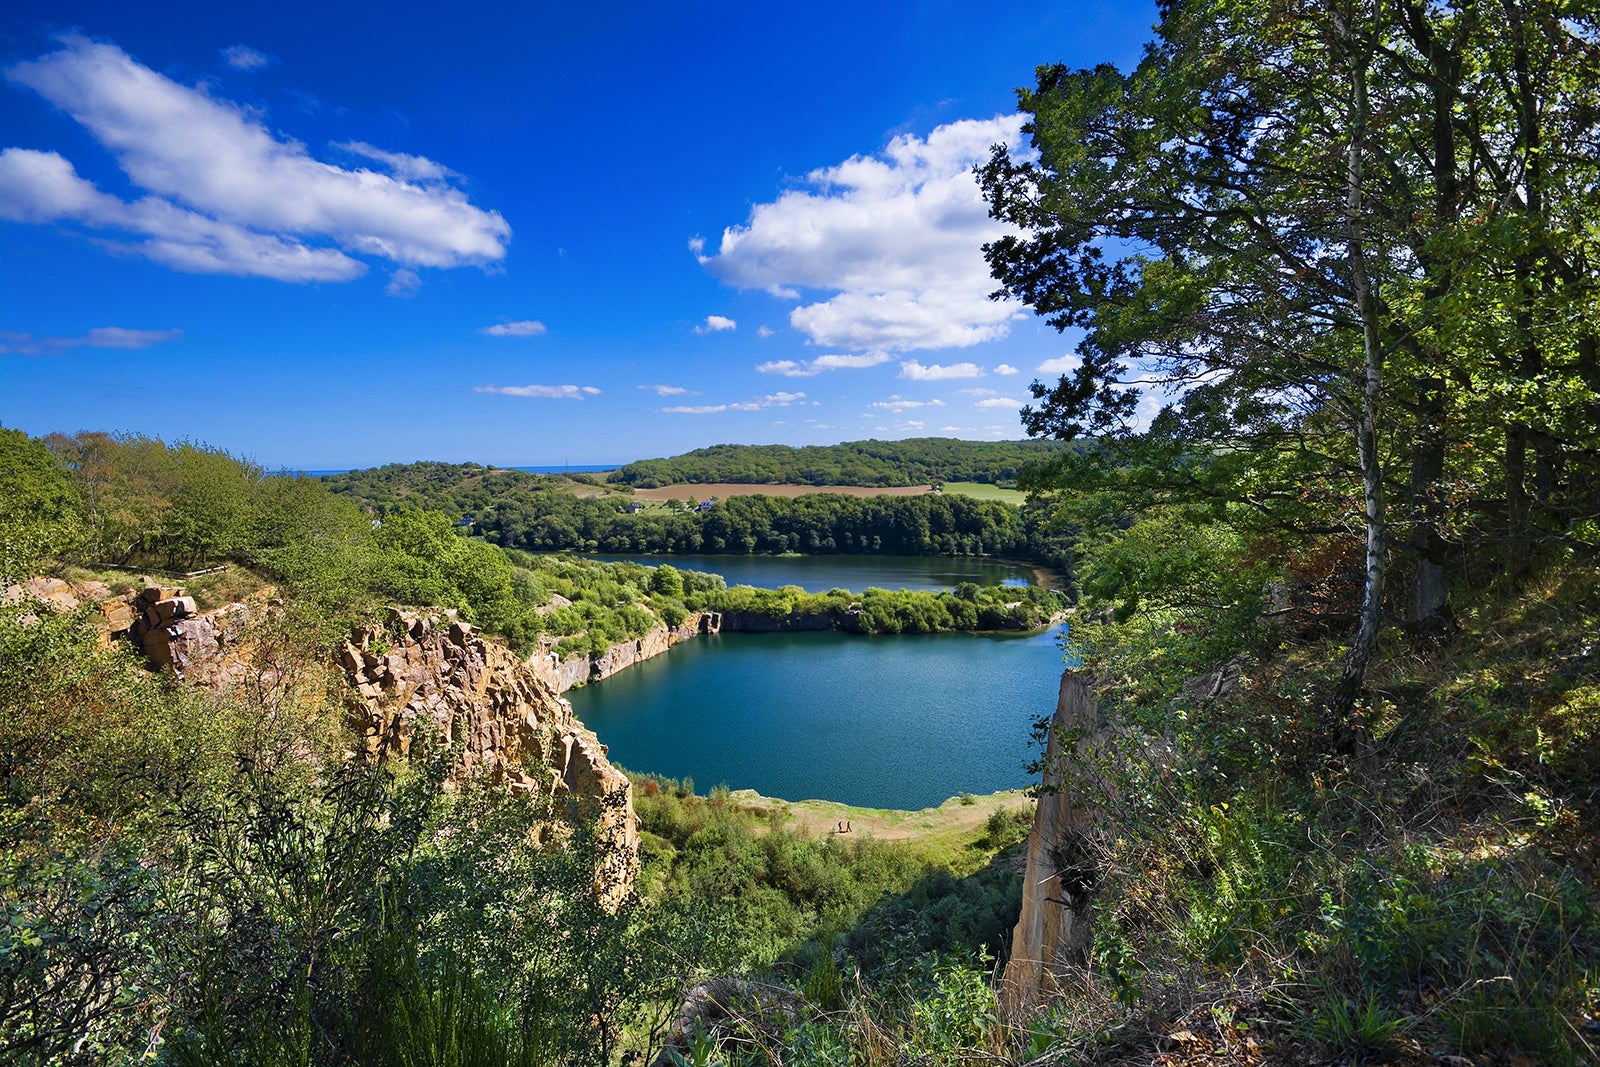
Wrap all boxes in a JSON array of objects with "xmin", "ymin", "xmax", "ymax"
[
  {"xmin": 579, "ymin": 552, "xmax": 1047, "ymax": 593},
  {"xmin": 568, "ymin": 625, "xmax": 1068, "ymax": 810}
]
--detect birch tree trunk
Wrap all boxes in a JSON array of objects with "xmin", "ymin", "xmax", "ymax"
[{"xmin": 1331, "ymin": 8, "xmax": 1387, "ymax": 719}]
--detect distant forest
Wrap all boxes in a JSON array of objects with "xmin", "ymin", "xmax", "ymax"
[
  {"xmin": 322, "ymin": 462, "xmax": 1071, "ymax": 567},
  {"xmin": 322, "ymin": 460, "xmax": 582, "ymax": 517},
  {"xmin": 609, "ymin": 438, "xmax": 1078, "ymax": 488}
]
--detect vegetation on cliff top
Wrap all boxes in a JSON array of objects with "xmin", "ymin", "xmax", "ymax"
[{"xmin": 1, "ymin": 429, "xmax": 1063, "ymax": 663}]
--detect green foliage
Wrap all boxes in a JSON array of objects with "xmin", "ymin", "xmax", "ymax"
[
  {"xmin": 904, "ymin": 954, "xmax": 997, "ymax": 1061},
  {"xmin": 1299, "ymin": 986, "xmax": 1405, "ymax": 1062},
  {"xmin": 610, "ymin": 438, "xmax": 1080, "ymax": 489},
  {"xmin": 0, "ymin": 427, "xmax": 83, "ymax": 578},
  {"xmin": 321, "ymin": 458, "xmax": 1075, "ymax": 569},
  {"xmin": 651, "ymin": 562, "xmax": 686, "ymax": 599},
  {"xmin": 0, "ymin": 602, "xmax": 731, "ymax": 1065},
  {"xmin": 0, "ymin": 807, "xmax": 161, "ymax": 1064},
  {"xmin": 696, "ymin": 581, "xmax": 1064, "ymax": 635},
  {"xmin": 845, "ymin": 865, "xmax": 1022, "ymax": 977},
  {"xmin": 665, "ymin": 1022, "xmax": 724, "ymax": 1067}
]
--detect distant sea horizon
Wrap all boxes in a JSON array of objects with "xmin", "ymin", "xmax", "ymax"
[{"xmin": 297, "ymin": 463, "xmax": 621, "ymax": 477}]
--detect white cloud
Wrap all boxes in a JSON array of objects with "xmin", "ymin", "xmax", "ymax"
[
  {"xmin": 3, "ymin": 37, "xmax": 509, "ymax": 281},
  {"xmin": 935, "ymin": 423, "xmax": 1013, "ymax": 438},
  {"xmin": 729, "ymin": 391, "xmax": 804, "ymax": 411},
  {"xmin": 694, "ymin": 314, "xmax": 737, "ymax": 334},
  {"xmin": 663, "ymin": 391, "xmax": 806, "ymax": 415},
  {"xmin": 221, "ymin": 45, "xmax": 271, "ymax": 71},
  {"xmin": 0, "ymin": 326, "xmax": 182, "ymax": 355},
  {"xmin": 974, "ymin": 396, "xmax": 1026, "ymax": 409},
  {"xmin": 640, "ymin": 384, "xmax": 695, "ymax": 396},
  {"xmin": 700, "ymin": 116, "xmax": 1029, "ymax": 352},
  {"xmin": 757, "ymin": 325, "xmax": 775, "ymax": 339},
  {"xmin": 994, "ymin": 363, "xmax": 1019, "ymax": 375},
  {"xmin": 900, "ymin": 359, "xmax": 981, "ymax": 381},
  {"xmin": 959, "ymin": 387, "xmax": 998, "ymax": 396},
  {"xmin": 0, "ymin": 147, "xmax": 366, "ymax": 281},
  {"xmin": 1036, "ymin": 354, "xmax": 1081, "ymax": 374},
  {"xmin": 757, "ymin": 351, "xmax": 890, "ymax": 377},
  {"xmin": 334, "ymin": 140, "xmax": 462, "ymax": 184},
  {"xmin": 386, "ymin": 268, "xmax": 421, "ymax": 297},
  {"xmin": 687, "ymin": 235, "xmax": 705, "ymax": 255},
  {"xmin": 475, "ymin": 384, "xmax": 598, "ymax": 399},
  {"xmin": 660, "ymin": 404, "xmax": 728, "ymax": 415},
  {"xmin": 868, "ymin": 397, "xmax": 946, "ymax": 412},
  {"xmin": 480, "ymin": 320, "xmax": 547, "ymax": 337}
]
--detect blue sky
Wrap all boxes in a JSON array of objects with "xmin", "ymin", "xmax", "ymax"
[{"xmin": 0, "ymin": 1, "xmax": 1155, "ymax": 469}]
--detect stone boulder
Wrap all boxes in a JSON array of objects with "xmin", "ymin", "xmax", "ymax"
[
  {"xmin": 140, "ymin": 614, "xmax": 220, "ymax": 675},
  {"xmin": 648, "ymin": 978, "xmax": 807, "ymax": 1067},
  {"xmin": 99, "ymin": 599, "xmax": 135, "ymax": 636},
  {"xmin": 1176, "ymin": 655, "xmax": 1250, "ymax": 707}
]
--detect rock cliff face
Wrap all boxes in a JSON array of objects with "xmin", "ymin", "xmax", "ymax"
[
  {"xmin": 714, "ymin": 608, "xmax": 839, "ymax": 632},
  {"xmin": 13, "ymin": 575, "xmax": 641, "ymax": 902},
  {"xmin": 527, "ymin": 611, "xmax": 720, "ymax": 693},
  {"xmin": 342, "ymin": 608, "xmax": 639, "ymax": 903},
  {"xmin": 1000, "ymin": 672, "xmax": 1115, "ymax": 1014}
]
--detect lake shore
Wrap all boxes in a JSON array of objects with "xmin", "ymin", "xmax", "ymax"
[
  {"xmin": 718, "ymin": 787, "xmax": 1035, "ymax": 863},
  {"xmin": 726, "ymin": 786, "xmax": 1033, "ymax": 837}
]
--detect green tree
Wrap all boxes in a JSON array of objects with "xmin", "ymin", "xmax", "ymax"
[
  {"xmin": 0, "ymin": 427, "xmax": 82, "ymax": 578},
  {"xmin": 980, "ymin": 0, "xmax": 1600, "ymax": 712},
  {"xmin": 650, "ymin": 563, "xmax": 685, "ymax": 599}
]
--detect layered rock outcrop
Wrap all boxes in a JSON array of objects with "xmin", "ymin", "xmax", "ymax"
[
  {"xmin": 1000, "ymin": 671, "xmax": 1116, "ymax": 1014},
  {"xmin": 3, "ymin": 576, "xmax": 255, "ymax": 680},
  {"xmin": 342, "ymin": 609, "xmax": 639, "ymax": 902},
  {"xmin": 528, "ymin": 611, "xmax": 721, "ymax": 693},
  {"xmin": 126, "ymin": 584, "xmax": 252, "ymax": 678}
]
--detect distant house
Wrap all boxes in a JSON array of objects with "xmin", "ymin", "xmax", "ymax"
[
  {"xmin": 624, "ymin": 503, "xmax": 644, "ymax": 514},
  {"xmin": 695, "ymin": 496, "xmax": 718, "ymax": 513}
]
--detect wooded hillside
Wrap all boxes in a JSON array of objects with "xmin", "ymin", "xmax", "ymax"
[{"xmin": 609, "ymin": 438, "xmax": 1079, "ymax": 488}]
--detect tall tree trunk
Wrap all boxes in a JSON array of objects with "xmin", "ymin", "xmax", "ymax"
[
  {"xmin": 1332, "ymin": 9, "xmax": 1386, "ymax": 719},
  {"xmin": 1407, "ymin": 381, "xmax": 1448, "ymax": 626},
  {"xmin": 1398, "ymin": 0, "xmax": 1460, "ymax": 628},
  {"xmin": 1507, "ymin": 422, "xmax": 1531, "ymax": 579}
]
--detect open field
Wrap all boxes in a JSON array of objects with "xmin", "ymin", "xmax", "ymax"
[
  {"xmin": 939, "ymin": 481, "xmax": 1027, "ymax": 504},
  {"xmin": 727, "ymin": 787, "xmax": 1034, "ymax": 865},
  {"xmin": 545, "ymin": 474, "xmax": 618, "ymax": 499},
  {"xmin": 630, "ymin": 482, "xmax": 935, "ymax": 500}
]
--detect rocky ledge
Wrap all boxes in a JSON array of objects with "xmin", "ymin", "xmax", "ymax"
[{"xmin": 343, "ymin": 608, "xmax": 639, "ymax": 903}]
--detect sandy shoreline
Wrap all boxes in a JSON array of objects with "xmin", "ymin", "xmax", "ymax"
[{"xmin": 722, "ymin": 787, "xmax": 1035, "ymax": 847}]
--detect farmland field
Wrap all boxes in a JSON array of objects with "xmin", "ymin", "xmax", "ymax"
[{"xmin": 938, "ymin": 481, "xmax": 1027, "ymax": 504}]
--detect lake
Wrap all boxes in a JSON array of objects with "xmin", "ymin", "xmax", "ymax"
[
  {"xmin": 579, "ymin": 552, "xmax": 1050, "ymax": 593},
  {"xmin": 567, "ymin": 625, "xmax": 1068, "ymax": 810}
]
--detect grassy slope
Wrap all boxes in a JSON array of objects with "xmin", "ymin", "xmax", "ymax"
[
  {"xmin": 726, "ymin": 788, "xmax": 1034, "ymax": 867},
  {"xmin": 1044, "ymin": 562, "xmax": 1600, "ymax": 1066},
  {"xmin": 939, "ymin": 482, "xmax": 1029, "ymax": 505}
]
